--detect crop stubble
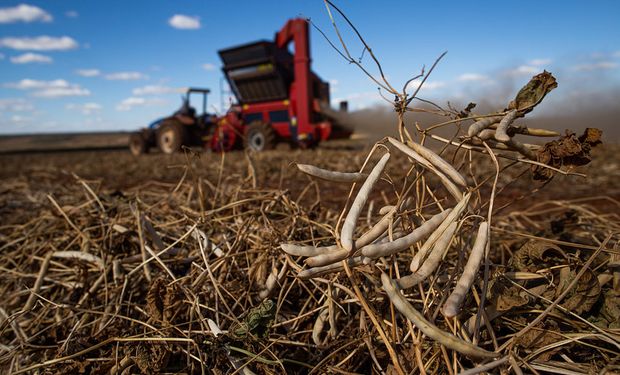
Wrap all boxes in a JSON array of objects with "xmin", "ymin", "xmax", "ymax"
[{"xmin": 0, "ymin": 143, "xmax": 619, "ymax": 373}]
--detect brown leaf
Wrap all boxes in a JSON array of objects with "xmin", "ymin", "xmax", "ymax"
[
  {"xmin": 134, "ymin": 342, "xmax": 170, "ymax": 374},
  {"xmin": 146, "ymin": 278, "xmax": 166, "ymax": 321},
  {"xmin": 558, "ymin": 267, "xmax": 600, "ymax": 314},
  {"xmin": 515, "ymin": 323, "xmax": 564, "ymax": 361},
  {"xmin": 510, "ymin": 240, "xmax": 567, "ymax": 272},
  {"xmin": 579, "ymin": 127, "xmax": 602, "ymax": 145},
  {"xmin": 542, "ymin": 266, "xmax": 601, "ymax": 315},
  {"xmin": 146, "ymin": 277, "xmax": 182, "ymax": 324},
  {"xmin": 497, "ymin": 288, "xmax": 529, "ymax": 312},
  {"xmin": 533, "ymin": 128, "xmax": 603, "ymax": 180},
  {"xmin": 601, "ymin": 290, "xmax": 620, "ymax": 328},
  {"xmin": 509, "ymin": 71, "xmax": 558, "ymax": 114}
]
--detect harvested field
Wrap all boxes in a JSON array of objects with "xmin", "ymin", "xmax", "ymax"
[
  {"xmin": 0, "ymin": 132, "xmax": 130, "ymax": 154},
  {"xmin": 1, "ymin": 138, "xmax": 619, "ymax": 374}
]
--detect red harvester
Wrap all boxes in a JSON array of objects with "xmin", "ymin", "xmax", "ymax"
[{"xmin": 129, "ymin": 18, "xmax": 351, "ymax": 155}]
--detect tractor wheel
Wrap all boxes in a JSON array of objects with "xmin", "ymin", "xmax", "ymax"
[
  {"xmin": 157, "ymin": 121, "xmax": 187, "ymax": 154},
  {"xmin": 245, "ymin": 122, "xmax": 276, "ymax": 152},
  {"xmin": 129, "ymin": 133, "xmax": 149, "ymax": 156}
]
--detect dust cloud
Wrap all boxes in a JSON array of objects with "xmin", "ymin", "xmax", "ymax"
[{"xmin": 329, "ymin": 87, "xmax": 619, "ymax": 143}]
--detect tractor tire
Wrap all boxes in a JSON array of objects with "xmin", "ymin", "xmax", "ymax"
[
  {"xmin": 129, "ymin": 132, "xmax": 149, "ymax": 156},
  {"xmin": 157, "ymin": 120, "xmax": 187, "ymax": 154},
  {"xmin": 244, "ymin": 122, "xmax": 276, "ymax": 152}
]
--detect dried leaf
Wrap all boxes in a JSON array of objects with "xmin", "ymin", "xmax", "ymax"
[
  {"xmin": 228, "ymin": 299, "xmax": 276, "ymax": 340},
  {"xmin": 509, "ymin": 71, "xmax": 558, "ymax": 114},
  {"xmin": 145, "ymin": 277, "xmax": 182, "ymax": 324},
  {"xmin": 510, "ymin": 240, "xmax": 567, "ymax": 272},
  {"xmin": 601, "ymin": 290, "xmax": 620, "ymax": 328},
  {"xmin": 541, "ymin": 266, "xmax": 600, "ymax": 315},
  {"xmin": 515, "ymin": 323, "xmax": 564, "ymax": 361},
  {"xmin": 534, "ymin": 128, "xmax": 603, "ymax": 180},
  {"xmin": 134, "ymin": 342, "xmax": 170, "ymax": 374},
  {"xmin": 497, "ymin": 288, "xmax": 529, "ymax": 312},
  {"xmin": 146, "ymin": 278, "xmax": 166, "ymax": 321},
  {"xmin": 560, "ymin": 267, "xmax": 600, "ymax": 314}
]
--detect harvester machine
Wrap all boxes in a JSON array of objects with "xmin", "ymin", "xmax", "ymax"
[
  {"xmin": 129, "ymin": 18, "xmax": 351, "ymax": 155},
  {"xmin": 211, "ymin": 17, "xmax": 351, "ymax": 151}
]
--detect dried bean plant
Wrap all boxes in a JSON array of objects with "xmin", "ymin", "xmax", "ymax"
[{"xmin": 0, "ymin": 2, "xmax": 618, "ymax": 374}]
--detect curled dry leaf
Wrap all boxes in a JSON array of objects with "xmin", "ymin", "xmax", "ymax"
[
  {"xmin": 228, "ymin": 299, "xmax": 276, "ymax": 340},
  {"xmin": 534, "ymin": 128, "xmax": 603, "ymax": 180},
  {"xmin": 487, "ymin": 277, "xmax": 530, "ymax": 312},
  {"xmin": 508, "ymin": 70, "xmax": 558, "ymax": 115},
  {"xmin": 146, "ymin": 277, "xmax": 182, "ymax": 324},
  {"xmin": 543, "ymin": 266, "xmax": 601, "ymax": 315},
  {"xmin": 509, "ymin": 240, "xmax": 567, "ymax": 273},
  {"xmin": 135, "ymin": 342, "xmax": 171, "ymax": 374}
]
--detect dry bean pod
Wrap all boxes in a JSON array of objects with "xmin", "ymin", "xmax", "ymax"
[
  {"xmin": 341, "ymin": 153, "xmax": 391, "ymax": 252},
  {"xmin": 280, "ymin": 243, "xmax": 337, "ymax": 257},
  {"xmin": 296, "ymin": 163, "xmax": 368, "ymax": 183},
  {"xmin": 405, "ymin": 140, "xmax": 468, "ymax": 188},
  {"xmin": 494, "ymin": 109, "xmax": 517, "ymax": 142},
  {"xmin": 411, "ymin": 192, "xmax": 471, "ymax": 272},
  {"xmin": 467, "ymin": 116, "xmax": 503, "ymax": 137},
  {"xmin": 298, "ymin": 256, "xmax": 367, "ymax": 279},
  {"xmin": 396, "ymin": 221, "xmax": 458, "ymax": 289},
  {"xmin": 442, "ymin": 222, "xmax": 488, "ymax": 318},
  {"xmin": 382, "ymin": 273, "xmax": 498, "ymax": 358},
  {"xmin": 360, "ymin": 209, "xmax": 451, "ymax": 259},
  {"xmin": 387, "ymin": 137, "xmax": 464, "ymax": 201}
]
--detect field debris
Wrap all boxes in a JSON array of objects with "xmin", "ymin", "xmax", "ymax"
[
  {"xmin": 534, "ymin": 127, "xmax": 603, "ymax": 180},
  {"xmin": 0, "ymin": 140, "xmax": 618, "ymax": 374}
]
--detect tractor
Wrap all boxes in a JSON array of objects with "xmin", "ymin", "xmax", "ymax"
[{"xmin": 129, "ymin": 88, "xmax": 215, "ymax": 155}]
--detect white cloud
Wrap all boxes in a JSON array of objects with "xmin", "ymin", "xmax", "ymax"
[
  {"xmin": 406, "ymin": 79, "xmax": 446, "ymax": 91},
  {"xmin": 202, "ymin": 63, "xmax": 216, "ymax": 71},
  {"xmin": 4, "ymin": 78, "xmax": 90, "ymax": 98},
  {"xmin": 457, "ymin": 73, "xmax": 489, "ymax": 82},
  {"xmin": 0, "ymin": 98, "xmax": 34, "ymax": 112},
  {"xmin": 614, "ymin": 51, "xmax": 620, "ymax": 58},
  {"xmin": 65, "ymin": 11, "xmax": 78, "ymax": 18},
  {"xmin": 0, "ymin": 36, "xmax": 78, "ymax": 51},
  {"xmin": 10, "ymin": 114, "xmax": 31, "ymax": 123},
  {"xmin": 132, "ymin": 85, "xmax": 182, "ymax": 95},
  {"xmin": 10, "ymin": 52, "xmax": 52, "ymax": 64},
  {"xmin": 169, "ymin": 14, "xmax": 201, "ymax": 29},
  {"xmin": 572, "ymin": 61, "xmax": 618, "ymax": 71},
  {"xmin": 105, "ymin": 71, "xmax": 148, "ymax": 80},
  {"xmin": 76, "ymin": 69, "xmax": 101, "ymax": 77},
  {"xmin": 507, "ymin": 65, "xmax": 539, "ymax": 76},
  {"xmin": 66, "ymin": 102, "xmax": 102, "ymax": 114},
  {"xmin": 83, "ymin": 102, "xmax": 101, "ymax": 111},
  {"xmin": 116, "ymin": 97, "xmax": 167, "ymax": 111},
  {"xmin": 529, "ymin": 58, "xmax": 552, "ymax": 66},
  {"xmin": 33, "ymin": 86, "xmax": 90, "ymax": 98},
  {"xmin": 5, "ymin": 78, "xmax": 70, "ymax": 90},
  {"xmin": 0, "ymin": 4, "xmax": 52, "ymax": 23}
]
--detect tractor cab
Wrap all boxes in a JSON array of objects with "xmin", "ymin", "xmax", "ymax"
[{"xmin": 173, "ymin": 88, "xmax": 212, "ymax": 126}]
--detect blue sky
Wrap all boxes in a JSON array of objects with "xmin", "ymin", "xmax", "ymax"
[{"xmin": 0, "ymin": 0, "xmax": 619, "ymax": 134}]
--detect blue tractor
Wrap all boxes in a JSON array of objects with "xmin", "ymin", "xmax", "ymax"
[{"xmin": 129, "ymin": 87, "xmax": 215, "ymax": 155}]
